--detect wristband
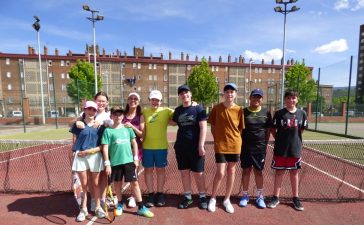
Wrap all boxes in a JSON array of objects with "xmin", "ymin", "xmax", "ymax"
[
  {"xmin": 104, "ymin": 160, "xmax": 111, "ymax": 167},
  {"xmin": 133, "ymin": 155, "xmax": 139, "ymax": 161},
  {"xmin": 90, "ymin": 149, "xmax": 96, "ymax": 154}
]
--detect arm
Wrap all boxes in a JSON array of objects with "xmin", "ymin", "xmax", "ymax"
[
  {"xmin": 198, "ymin": 120, "xmax": 207, "ymax": 156},
  {"xmin": 169, "ymin": 119, "xmax": 177, "ymax": 126},
  {"xmin": 131, "ymin": 138, "xmax": 139, "ymax": 167},
  {"xmin": 124, "ymin": 116, "xmax": 144, "ymax": 138},
  {"xmin": 210, "ymin": 124, "xmax": 215, "ymax": 140},
  {"xmin": 77, "ymin": 146, "xmax": 101, "ymax": 157},
  {"xmin": 102, "ymin": 144, "xmax": 111, "ymax": 176}
]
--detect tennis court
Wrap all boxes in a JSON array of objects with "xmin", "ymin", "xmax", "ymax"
[{"xmin": 1, "ymin": 138, "xmax": 364, "ymax": 224}]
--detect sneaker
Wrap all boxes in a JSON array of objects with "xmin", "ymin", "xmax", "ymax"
[
  {"xmin": 267, "ymin": 196, "xmax": 280, "ymax": 209},
  {"xmin": 207, "ymin": 198, "xmax": 216, "ymax": 212},
  {"xmin": 95, "ymin": 207, "xmax": 106, "ymax": 218},
  {"xmin": 223, "ymin": 199, "xmax": 234, "ymax": 214},
  {"xmin": 90, "ymin": 198, "xmax": 96, "ymax": 212},
  {"xmin": 137, "ymin": 206, "xmax": 154, "ymax": 218},
  {"xmin": 199, "ymin": 197, "xmax": 208, "ymax": 209},
  {"xmin": 156, "ymin": 194, "xmax": 166, "ymax": 207},
  {"xmin": 146, "ymin": 194, "xmax": 155, "ymax": 208},
  {"xmin": 239, "ymin": 195, "xmax": 249, "ymax": 207},
  {"xmin": 178, "ymin": 197, "xmax": 193, "ymax": 209},
  {"xmin": 256, "ymin": 196, "xmax": 266, "ymax": 209},
  {"xmin": 76, "ymin": 207, "xmax": 88, "ymax": 222},
  {"xmin": 293, "ymin": 197, "xmax": 304, "ymax": 211},
  {"xmin": 128, "ymin": 196, "xmax": 136, "ymax": 208},
  {"xmin": 115, "ymin": 203, "xmax": 123, "ymax": 216}
]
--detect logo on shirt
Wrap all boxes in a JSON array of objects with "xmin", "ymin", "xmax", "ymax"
[
  {"xmin": 178, "ymin": 113, "xmax": 194, "ymax": 126},
  {"xmin": 149, "ymin": 113, "xmax": 159, "ymax": 123},
  {"xmin": 114, "ymin": 138, "xmax": 129, "ymax": 145}
]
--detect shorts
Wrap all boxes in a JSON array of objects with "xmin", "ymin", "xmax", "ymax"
[
  {"xmin": 215, "ymin": 153, "xmax": 240, "ymax": 163},
  {"xmin": 175, "ymin": 148, "xmax": 205, "ymax": 172},
  {"xmin": 240, "ymin": 152, "xmax": 266, "ymax": 171},
  {"xmin": 111, "ymin": 162, "xmax": 138, "ymax": 182},
  {"xmin": 142, "ymin": 149, "xmax": 168, "ymax": 168},
  {"xmin": 271, "ymin": 155, "xmax": 302, "ymax": 170},
  {"xmin": 72, "ymin": 151, "xmax": 104, "ymax": 172}
]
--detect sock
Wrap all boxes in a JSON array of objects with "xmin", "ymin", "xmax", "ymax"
[
  {"xmin": 137, "ymin": 201, "xmax": 143, "ymax": 209},
  {"xmin": 184, "ymin": 191, "xmax": 192, "ymax": 200},
  {"xmin": 199, "ymin": 192, "xmax": 206, "ymax": 198},
  {"xmin": 242, "ymin": 191, "xmax": 248, "ymax": 196},
  {"xmin": 256, "ymin": 189, "xmax": 263, "ymax": 197},
  {"xmin": 157, "ymin": 192, "xmax": 163, "ymax": 196}
]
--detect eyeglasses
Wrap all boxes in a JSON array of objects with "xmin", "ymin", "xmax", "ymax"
[{"xmin": 129, "ymin": 97, "xmax": 139, "ymax": 101}]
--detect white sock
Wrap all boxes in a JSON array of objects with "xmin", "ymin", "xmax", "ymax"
[
  {"xmin": 242, "ymin": 191, "xmax": 248, "ymax": 196},
  {"xmin": 256, "ymin": 189, "xmax": 263, "ymax": 197},
  {"xmin": 185, "ymin": 191, "xmax": 192, "ymax": 200}
]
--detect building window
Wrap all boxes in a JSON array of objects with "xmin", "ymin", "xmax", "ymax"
[
  {"xmin": 8, "ymin": 97, "xmax": 13, "ymax": 103},
  {"xmin": 216, "ymin": 66, "xmax": 219, "ymax": 72},
  {"xmin": 255, "ymin": 68, "xmax": 258, "ymax": 73},
  {"xmin": 245, "ymin": 78, "xmax": 249, "ymax": 83},
  {"xmin": 272, "ymin": 68, "xmax": 276, "ymax": 73},
  {"xmin": 211, "ymin": 66, "xmax": 215, "ymax": 72},
  {"xmin": 187, "ymin": 65, "xmax": 191, "ymax": 71},
  {"xmin": 259, "ymin": 68, "xmax": 262, "ymax": 73},
  {"xmin": 49, "ymin": 84, "xmax": 54, "ymax": 91},
  {"xmin": 6, "ymin": 58, "xmax": 10, "ymax": 65},
  {"xmin": 49, "ymin": 73, "xmax": 53, "ymax": 78},
  {"xmin": 66, "ymin": 61, "xmax": 70, "ymax": 66},
  {"xmin": 48, "ymin": 60, "xmax": 52, "ymax": 66},
  {"xmin": 164, "ymin": 86, "xmax": 168, "ymax": 92},
  {"xmin": 61, "ymin": 84, "xmax": 66, "ymax": 91},
  {"xmin": 164, "ymin": 64, "xmax": 168, "ymax": 70},
  {"xmin": 153, "ymin": 64, "xmax": 157, "ymax": 70},
  {"xmin": 164, "ymin": 74, "xmax": 168, "ymax": 81},
  {"xmin": 6, "ymin": 72, "xmax": 11, "ymax": 78},
  {"xmin": 7, "ymin": 84, "xmax": 12, "ymax": 90},
  {"xmin": 154, "ymin": 75, "xmax": 157, "ymax": 80},
  {"xmin": 61, "ymin": 73, "xmax": 65, "ymax": 79},
  {"xmin": 149, "ymin": 75, "xmax": 153, "ymax": 80},
  {"xmin": 225, "ymin": 66, "xmax": 228, "ymax": 72},
  {"xmin": 138, "ymin": 75, "xmax": 141, "ymax": 80},
  {"xmin": 67, "ymin": 73, "xmax": 70, "ymax": 79},
  {"xmin": 137, "ymin": 63, "xmax": 141, "ymax": 69},
  {"xmin": 149, "ymin": 64, "xmax": 152, "ymax": 69},
  {"xmin": 137, "ymin": 87, "xmax": 141, "ymax": 91},
  {"xmin": 268, "ymin": 68, "xmax": 272, "ymax": 73},
  {"xmin": 133, "ymin": 63, "xmax": 136, "ymax": 69},
  {"xmin": 60, "ymin": 60, "xmax": 64, "ymax": 66}
]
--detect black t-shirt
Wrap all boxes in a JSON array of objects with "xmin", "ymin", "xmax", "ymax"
[
  {"xmin": 173, "ymin": 105, "xmax": 207, "ymax": 150},
  {"xmin": 242, "ymin": 107, "xmax": 273, "ymax": 154},
  {"xmin": 272, "ymin": 108, "xmax": 308, "ymax": 157}
]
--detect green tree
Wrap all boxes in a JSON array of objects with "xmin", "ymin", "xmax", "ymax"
[
  {"xmin": 67, "ymin": 60, "xmax": 102, "ymax": 103},
  {"xmin": 187, "ymin": 58, "xmax": 218, "ymax": 106},
  {"xmin": 285, "ymin": 61, "xmax": 316, "ymax": 106}
]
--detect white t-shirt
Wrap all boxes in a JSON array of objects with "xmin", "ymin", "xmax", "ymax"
[{"xmin": 79, "ymin": 111, "xmax": 113, "ymax": 126}]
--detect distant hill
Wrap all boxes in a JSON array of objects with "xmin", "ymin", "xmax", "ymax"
[{"xmin": 333, "ymin": 87, "xmax": 356, "ymax": 98}]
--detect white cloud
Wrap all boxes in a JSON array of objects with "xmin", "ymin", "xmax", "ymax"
[
  {"xmin": 351, "ymin": 0, "xmax": 364, "ymax": 11},
  {"xmin": 334, "ymin": 0, "xmax": 350, "ymax": 10},
  {"xmin": 313, "ymin": 39, "xmax": 348, "ymax": 54},
  {"xmin": 243, "ymin": 49, "xmax": 282, "ymax": 62}
]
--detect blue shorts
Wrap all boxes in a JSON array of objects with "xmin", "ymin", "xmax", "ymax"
[{"xmin": 142, "ymin": 149, "xmax": 168, "ymax": 168}]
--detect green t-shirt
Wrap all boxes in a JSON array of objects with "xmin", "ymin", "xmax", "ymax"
[
  {"xmin": 101, "ymin": 126, "xmax": 136, "ymax": 166},
  {"xmin": 142, "ymin": 107, "xmax": 174, "ymax": 149}
]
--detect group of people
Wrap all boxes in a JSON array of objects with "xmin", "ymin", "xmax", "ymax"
[{"xmin": 70, "ymin": 82, "xmax": 308, "ymax": 222}]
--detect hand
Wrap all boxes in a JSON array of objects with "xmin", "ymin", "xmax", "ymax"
[
  {"xmin": 198, "ymin": 146, "xmax": 206, "ymax": 156},
  {"xmin": 76, "ymin": 121, "xmax": 85, "ymax": 129},
  {"xmin": 134, "ymin": 159, "xmax": 139, "ymax": 167},
  {"xmin": 191, "ymin": 101, "xmax": 198, "ymax": 106},
  {"xmin": 92, "ymin": 120, "xmax": 101, "ymax": 128},
  {"xmin": 124, "ymin": 122, "xmax": 134, "ymax": 129},
  {"xmin": 77, "ymin": 151, "xmax": 88, "ymax": 158},
  {"xmin": 105, "ymin": 166, "xmax": 111, "ymax": 176}
]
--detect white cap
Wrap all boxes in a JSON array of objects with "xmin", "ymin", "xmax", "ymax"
[
  {"xmin": 149, "ymin": 90, "xmax": 162, "ymax": 100},
  {"xmin": 84, "ymin": 101, "xmax": 98, "ymax": 110},
  {"xmin": 128, "ymin": 92, "xmax": 141, "ymax": 101}
]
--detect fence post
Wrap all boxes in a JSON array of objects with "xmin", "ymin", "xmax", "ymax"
[
  {"xmin": 315, "ymin": 68, "xmax": 320, "ymax": 131},
  {"xmin": 345, "ymin": 56, "xmax": 353, "ymax": 135},
  {"xmin": 18, "ymin": 59, "xmax": 26, "ymax": 133},
  {"xmin": 52, "ymin": 73, "xmax": 58, "ymax": 129}
]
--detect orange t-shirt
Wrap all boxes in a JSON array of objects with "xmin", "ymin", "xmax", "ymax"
[{"xmin": 207, "ymin": 103, "xmax": 245, "ymax": 154}]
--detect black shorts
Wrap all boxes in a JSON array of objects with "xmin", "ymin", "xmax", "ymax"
[
  {"xmin": 215, "ymin": 153, "xmax": 240, "ymax": 163},
  {"xmin": 111, "ymin": 162, "xmax": 137, "ymax": 182},
  {"xmin": 240, "ymin": 151, "xmax": 266, "ymax": 171},
  {"xmin": 175, "ymin": 148, "xmax": 205, "ymax": 172}
]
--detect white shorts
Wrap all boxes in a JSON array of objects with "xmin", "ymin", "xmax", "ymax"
[{"xmin": 72, "ymin": 151, "xmax": 104, "ymax": 172}]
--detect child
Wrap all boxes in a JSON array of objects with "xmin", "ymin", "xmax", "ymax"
[
  {"xmin": 207, "ymin": 83, "xmax": 245, "ymax": 213},
  {"xmin": 70, "ymin": 101, "xmax": 105, "ymax": 222},
  {"xmin": 267, "ymin": 89, "xmax": 308, "ymax": 211},
  {"xmin": 101, "ymin": 107, "xmax": 154, "ymax": 218}
]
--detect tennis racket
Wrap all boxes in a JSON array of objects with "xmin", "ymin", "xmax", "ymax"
[{"xmin": 104, "ymin": 176, "xmax": 116, "ymax": 223}]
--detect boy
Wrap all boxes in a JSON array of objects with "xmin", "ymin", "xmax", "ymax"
[
  {"xmin": 267, "ymin": 89, "xmax": 308, "ymax": 211},
  {"xmin": 102, "ymin": 107, "xmax": 154, "ymax": 218},
  {"xmin": 207, "ymin": 83, "xmax": 245, "ymax": 213}
]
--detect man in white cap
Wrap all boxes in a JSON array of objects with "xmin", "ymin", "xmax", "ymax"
[{"xmin": 142, "ymin": 90, "xmax": 174, "ymax": 207}]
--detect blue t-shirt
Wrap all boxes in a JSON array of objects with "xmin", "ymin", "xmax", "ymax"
[
  {"xmin": 172, "ymin": 105, "xmax": 207, "ymax": 150},
  {"xmin": 70, "ymin": 122, "xmax": 102, "ymax": 152}
]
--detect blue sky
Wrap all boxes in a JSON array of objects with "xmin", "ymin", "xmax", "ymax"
[{"xmin": 0, "ymin": 0, "xmax": 363, "ymax": 86}]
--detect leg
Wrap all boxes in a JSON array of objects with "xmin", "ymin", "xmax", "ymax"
[
  {"xmin": 90, "ymin": 172, "xmax": 101, "ymax": 209},
  {"xmin": 224, "ymin": 162, "xmax": 237, "ymax": 201},
  {"xmin": 242, "ymin": 167, "xmax": 252, "ymax": 193},
  {"xmin": 253, "ymin": 168, "xmax": 264, "ymax": 190},
  {"xmin": 193, "ymin": 171, "xmax": 206, "ymax": 194},
  {"xmin": 114, "ymin": 181, "xmax": 123, "ymax": 204},
  {"xmin": 156, "ymin": 167, "xmax": 166, "ymax": 193},
  {"xmin": 99, "ymin": 170, "xmax": 108, "ymax": 204},
  {"xmin": 273, "ymin": 170, "xmax": 285, "ymax": 197},
  {"xmin": 289, "ymin": 170, "xmax": 299, "ymax": 197},
  {"xmin": 144, "ymin": 168, "xmax": 154, "ymax": 193},
  {"xmin": 180, "ymin": 170, "xmax": 192, "ymax": 193},
  {"xmin": 77, "ymin": 170, "xmax": 88, "ymax": 209},
  {"xmin": 211, "ymin": 163, "xmax": 226, "ymax": 198}
]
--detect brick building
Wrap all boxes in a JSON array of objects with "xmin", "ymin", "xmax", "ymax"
[{"xmin": 0, "ymin": 46, "xmax": 312, "ymax": 118}]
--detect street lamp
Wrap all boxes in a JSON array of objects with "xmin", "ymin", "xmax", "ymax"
[
  {"xmin": 274, "ymin": 0, "xmax": 300, "ymax": 108},
  {"xmin": 32, "ymin": 16, "xmax": 46, "ymax": 125},
  {"xmin": 83, "ymin": 5, "xmax": 104, "ymax": 95}
]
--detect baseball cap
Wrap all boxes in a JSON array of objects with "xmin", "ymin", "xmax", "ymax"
[
  {"xmin": 223, "ymin": 83, "xmax": 238, "ymax": 91},
  {"xmin": 110, "ymin": 106, "xmax": 124, "ymax": 115},
  {"xmin": 128, "ymin": 92, "xmax": 140, "ymax": 101},
  {"xmin": 250, "ymin": 88, "xmax": 264, "ymax": 97},
  {"xmin": 149, "ymin": 90, "xmax": 162, "ymax": 100},
  {"xmin": 178, "ymin": 85, "xmax": 190, "ymax": 94},
  {"xmin": 84, "ymin": 101, "xmax": 98, "ymax": 110}
]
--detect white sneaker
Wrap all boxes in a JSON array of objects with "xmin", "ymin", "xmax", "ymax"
[
  {"xmin": 90, "ymin": 198, "xmax": 96, "ymax": 212},
  {"xmin": 95, "ymin": 207, "xmax": 106, "ymax": 218},
  {"xmin": 128, "ymin": 196, "xmax": 136, "ymax": 208},
  {"xmin": 223, "ymin": 199, "xmax": 234, "ymax": 214},
  {"xmin": 208, "ymin": 198, "xmax": 216, "ymax": 212},
  {"xmin": 76, "ymin": 207, "xmax": 88, "ymax": 222}
]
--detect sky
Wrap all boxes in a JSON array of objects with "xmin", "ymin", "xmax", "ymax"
[{"xmin": 0, "ymin": 0, "xmax": 363, "ymax": 87}]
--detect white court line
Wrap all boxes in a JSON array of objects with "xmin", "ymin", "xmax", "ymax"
[
  {"xmin": 0, "ymin": 145, "xmax": 67, "ymax": 164},
  {"xmin": 302, "ymin": 161, "xmax": 364, "ymax": 193},
  {"xmin": 86, "ymin": 168, "xmax": 145, "ymax": 225}
]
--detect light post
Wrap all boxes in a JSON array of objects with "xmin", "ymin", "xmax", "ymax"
[
  {"xmin": 83, "ymin": 5, "xmax": 104, "ymax": 95},
  {"xmin": 249, "ymin": 59, "xmax": 254, "ymax": 94},
  {"xmin": 32, "ymin": 16, "xmax": 46, "ymax": 125},
  {"xmin": 274, "ymin": 0, "xmax": 300, "ymax": 108}
]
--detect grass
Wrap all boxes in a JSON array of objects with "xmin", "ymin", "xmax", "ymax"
[{"xmin": 0, "ymin": 127, "xmax": 71, "ymax": 140}]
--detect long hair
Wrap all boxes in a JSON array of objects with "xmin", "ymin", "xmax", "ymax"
[{"xmin": 125, "ymin": 104, "xmax": 142, "ymax": 116}]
